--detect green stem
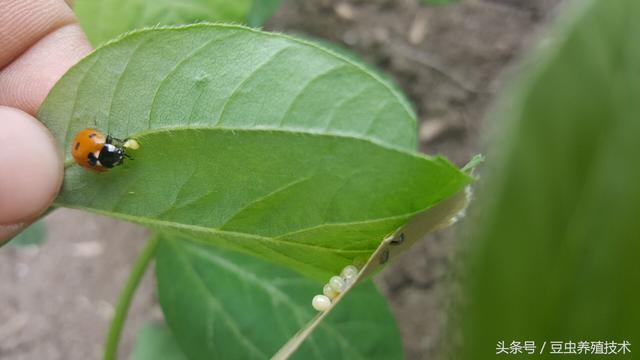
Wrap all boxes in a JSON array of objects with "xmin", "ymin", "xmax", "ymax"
[{"xmin": 103, "ymin": 236, "xmax": 160, "ymax": 360}]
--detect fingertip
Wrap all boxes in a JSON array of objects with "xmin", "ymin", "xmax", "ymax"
[{"xmin": 0, "ymin": 106, "xmax": 63, "ymax": 227}]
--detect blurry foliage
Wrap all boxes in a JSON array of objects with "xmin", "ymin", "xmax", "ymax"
[
  {"xmin": 457, "ymin": 0, "xmax": 640, "ymax": 358},
  {"xmin": 247, "ymin": 0, "xmax": 283, "ymax": 28},
  {"xmin": 74, "ymin": 0, "xmax": 281, "ymax": 45},
  {"xmin": 133, "ymin": 323, "xmax": 187, "ymax": 360}
]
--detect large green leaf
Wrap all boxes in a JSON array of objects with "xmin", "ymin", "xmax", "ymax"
[
  {"xmin": 458, "ymin": 0, "xmax": 640, "ymax": 358},
  {"xmin": 132, "ymin": 323, "xmax": 188, "ymax": 360},
  {"xmin": 40, "ymin": 25, "xmax": 416, "ymax": 152},
  {"xmin": 39, "ymin": 25, "xmax": 469, "ymax": 280},
  {"xmin": 56, "ymin": 129, "xmax": 468, "ymax": 280},
  {"xmin": 156, "ymin": 235, "xmax": 404, "ymax": 359},
  {"xmin": 74, "ymin": 0, "xmax": 252, "ymax": 46}
]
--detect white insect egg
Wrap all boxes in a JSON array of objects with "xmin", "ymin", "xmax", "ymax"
[
  {"xmin": 123, "ymin": 139, "xmax": 140, "ymax": 150},
  {"xmin": 341, "ymin": 265, "xmax": 358, "ymax": 285},
  {"xmin": 342, "ymin": 275, "xmax": 355, "ymax": 286},
  {"xmin": 329, "ymin": 276, "xmax": 347, "ymax": 293},
  {"xmin": 323, "ymin": 284, "xmax": 339, "ymax": 299},
  {"xmin": 312, "ymin": 295, "xmax": 332, "ymax": 312}
]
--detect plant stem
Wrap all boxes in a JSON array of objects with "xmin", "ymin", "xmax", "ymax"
[{"xmin": 103, "ymin": 236, "xmax": 160, "ymax": 360}]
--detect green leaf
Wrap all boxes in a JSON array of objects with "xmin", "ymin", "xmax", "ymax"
[
  {"xmin": 272, "ymin": 190, "xmax": 471, "ymax": 358},
  {"xmin": 40, "ymin": 25, "xmax": 416, "ymax": 152},
  {"xmin": 247, "ymin": 0, "xmax": 283, "ymax": 27},
  {"xmin": 132, "ymin": 322, "xmax": 188, "ymax": 360},
  {"xmin": 74, "ymin": 0, "xmax": 252, "ymax": 45},
  {"xmin": 156, "ymin": 235, "xmax": 404, "ymax": 359},
  {"xmin": 57, "ymin": 129, "xmax": 468, "ymax": 280},
  {"xmin": 8, "ymin": 221, "xmax": 47, "ymax": 247},
  {"xmin": 288, "ymin": 34, "xmax": 413, "ymax": 113},
  {"xmin": 39, "ymin": 25, "xmax": 469, "ymax": 280},
  {"xmin": 458, "ymin": 0, "xmax": 640, "ymax": 358}
]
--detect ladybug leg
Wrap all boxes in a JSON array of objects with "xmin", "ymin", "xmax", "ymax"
[
  {"xmin": 106, "ymin": 135, "xmax": 125, "ymax": 144},
  {"xmin": 107, "ymin": 135, "xmax": 128, "ymax": 148},
  {"xmin": 88, "ymin": 152, "xmax": 99, "ymax": 166}
]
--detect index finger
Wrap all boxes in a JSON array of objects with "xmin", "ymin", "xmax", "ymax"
[
  {"xmin": 0, "ymin": 0, "xmax": 76, "ymax": 69},
  {"xmin": 0, "ymin": 0, "xmax": 92, "ymax": 115}
]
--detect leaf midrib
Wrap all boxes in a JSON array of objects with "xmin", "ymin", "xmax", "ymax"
[
  {"xmin": 54, "ymin": 202, "xmax": 413, "ymax": 254},
  {"xmin": 63, "ymin": 125, "xmax": 432, "ymax": 165},
  {"xmin": 59, "ymin": 127, "xmax": 467, "ymax": 252}
]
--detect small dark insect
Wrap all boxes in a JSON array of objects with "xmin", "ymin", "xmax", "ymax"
[{"xmin": 71, "ymin": 128, "xmax": 138, "ymax": 172}]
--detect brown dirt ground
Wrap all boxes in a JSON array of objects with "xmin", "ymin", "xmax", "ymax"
[{"xmin": 0, "ymin": 0, "xmax": 562, "ymax": 359}]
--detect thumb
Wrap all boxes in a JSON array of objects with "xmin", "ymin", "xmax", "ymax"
[{"xmin": 0, "ymin": 106, "xmax": 63, "ymax": 244}]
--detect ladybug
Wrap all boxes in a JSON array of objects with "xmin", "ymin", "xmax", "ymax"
[{"xmin": 71, "ymin": 128, "xmax": 136, "ymax": 172}]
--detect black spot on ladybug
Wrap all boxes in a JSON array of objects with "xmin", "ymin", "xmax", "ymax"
[
  {"xmin": 87, "ymin": 152, "xmax": 98, "ymax": 166},
  {"xmin": 75, "ymin": 142, "xmax": 80, "ymax": 150}
]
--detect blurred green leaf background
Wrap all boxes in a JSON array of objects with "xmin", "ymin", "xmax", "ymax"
[
  {"xmin": 133, "ymin": 323, "xmax": 188, "ymax": 360},
  {"xmin": 457, "ymin": 0, "xmax": 640, "ymax": 358},
  {"xmin": 74, "ymin": 0, "xmax": 280, "ymax": 46}
]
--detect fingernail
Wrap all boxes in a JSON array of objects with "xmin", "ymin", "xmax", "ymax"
[{"xmin": 0, "ymin": 106, "xmax": 63, "ymax": 224}]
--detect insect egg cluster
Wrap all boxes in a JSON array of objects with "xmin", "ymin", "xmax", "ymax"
[{"xmin": 311, "ymin": 265, "xmax": 359, "ymax": 312}]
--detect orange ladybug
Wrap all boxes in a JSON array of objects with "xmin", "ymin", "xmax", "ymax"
[{"xmin": 71, "ymin": 128, "xmax": 129, "ymax": 172}]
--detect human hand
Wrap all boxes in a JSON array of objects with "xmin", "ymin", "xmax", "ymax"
[{"xmin": 0, "ymin": 0, "xmax": 91, "ymax": 244}]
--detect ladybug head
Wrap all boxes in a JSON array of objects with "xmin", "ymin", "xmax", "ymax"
[{"xmin": 98, "ymin": 143, "xmax": 125, "ymax": 168}]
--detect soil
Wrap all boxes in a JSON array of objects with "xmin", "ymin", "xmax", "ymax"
[{"xmin": 0, "ymin": 0, "xmax": 562, "ymax": 359}]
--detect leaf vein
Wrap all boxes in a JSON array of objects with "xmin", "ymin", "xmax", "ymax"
[
  {"xmin": 106, "ymin": 37, "xmax": 153, "ymax": 135},
  {"xmin": 216, "ymin": 45, "xmax": 291, "ymax": 126},
  {"xmin": 322, "ymin": 84, "xmax": 374, "ymax": 132},
  {"xmin": 62, "ymin": 55, "xmax": 101, "ymax": 149},
  {"xmin": 219, "ymin": 176, "xmax": 313, "ymax": 230},
  {"xmin": 184, "ymin": 245, "xmax": 363, "ymax": 359},
  {"xmin": 170, "ymin": 240, "xmax": 269, "ymax": 358},
  {"xmin": 55, "ymin": 204, "xmax": 379, "ymax": 253},
  {"xmin": 147, "ymin": 31, "xmax": 242, "ymax": 128},
  {"xmin": 277, "ymin": 65, "xmax": 350, "ymax": 127}
]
